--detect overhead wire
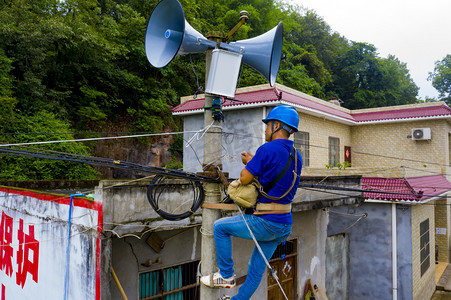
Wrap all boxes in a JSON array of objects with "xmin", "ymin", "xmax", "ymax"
[{"xmin": 2, "ymin": 127, "xmax": 451, "ymax": 224}]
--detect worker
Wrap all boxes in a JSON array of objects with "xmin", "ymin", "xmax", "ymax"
[{"xmin": 200, "ymin": 105, "xmax": 303, "ymax": 299}]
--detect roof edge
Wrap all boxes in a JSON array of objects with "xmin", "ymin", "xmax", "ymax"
[{"xmin": 351, "ymin": 101, "xmax": 449, "ymax": 114}]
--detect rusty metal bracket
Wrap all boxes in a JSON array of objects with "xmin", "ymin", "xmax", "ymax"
[{"xmin": 223, "ymin": 11, "xmax": 249, "ymax": 42}]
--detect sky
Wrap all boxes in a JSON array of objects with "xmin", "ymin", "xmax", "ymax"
[{"xmin": 292, "ymin": 0, "xmax": 451, "ymax": 100}]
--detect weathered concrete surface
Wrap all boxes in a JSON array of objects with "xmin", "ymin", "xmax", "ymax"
[
  {"xmin": 293, "ymin": 175, "xmax": 363, "ymax": 212},
  {"xmin": 183, "ymin": 108, "xmax": 266, "ymax": 179},
  {"xmin": 326, "ymin": 233, "xmax": 349, "ymax": 300},
  {"xmin": 437, "ymin": 264, "xmax": 451, "ymax": 291},
  {"xmin": 328, "ymin": 203, "xmax": 413, "ymax": 300}
]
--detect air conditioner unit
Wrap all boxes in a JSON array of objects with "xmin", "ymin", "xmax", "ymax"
[{"xmin": 411, "ymin": 128, "xmax": 431, "ymax": 140}]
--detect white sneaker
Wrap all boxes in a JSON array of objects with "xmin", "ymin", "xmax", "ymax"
[
  {"xmin": 220, "ymin": 296, "xmax": 231, "ymax": 300},
  {"xmin": 200, "ymin": 272, "xmax": 236, "ymax": 288}
]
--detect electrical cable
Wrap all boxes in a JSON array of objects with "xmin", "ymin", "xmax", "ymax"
[
  {"xmin": 0, "ymin": 146, "xmax": 217, "ymax": 182},
  {"xmin": 146, "ymin": 175, "xmax": 204, "ymax": 221}
]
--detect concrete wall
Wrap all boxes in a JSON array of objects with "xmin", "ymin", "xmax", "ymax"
[
  {"xmin": 183, "ymin": 107, "xmax": 266, "ymax": 179},
  {"xmin": 327, "ymin": 203, "xmax": 413, "ymax": 300},
  {"xmin": 291, "ymin": 209, "xmax": 329, "ymax": 296},
  {"xmin": 411, "ymin": 203, "xmax": 436, "ymax": 300},
  {"xmin": 326, "ymin": 233, "xmax": 349, "ymax": 300}
]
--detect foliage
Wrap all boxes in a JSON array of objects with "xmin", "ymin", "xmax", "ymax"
[
  {"xmin": 429, "ymin": 54, "xmax": 451, "ymax": 105},
  {"xmin": 0, "ymin": 110, "xmax": 99, "ymax": 180}
]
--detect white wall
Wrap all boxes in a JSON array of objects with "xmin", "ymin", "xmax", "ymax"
[{"xmin": 0, "ymin": 187, "xmax": 101, "ymax": 300}]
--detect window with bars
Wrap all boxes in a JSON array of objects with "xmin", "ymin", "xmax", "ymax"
[
  {"xmin": 271, "ymin": 239, "xmax": 297, "ymax": 260},
  {"xmin": 139, "ymin": 260, "xmax": 200, "ymax": 300},
  {"xmin": 294, "ymin": 131, "xmax": 309, "ymax": 167},
  {"xmin": 328, "ymin": 137, "xmax": 340, "ymax": 167},
  {"xmin": 420, "ymin": 219, "xmax": 430, "ymax": 276}
]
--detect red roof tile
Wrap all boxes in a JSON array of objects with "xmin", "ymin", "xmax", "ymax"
[
  {"xmin": 362, "ymin": 175, "xmax": 451, "ymax": 202},
  {"xmin": 352, "ymin": 105, "xmax": 451, "ymax": 123},
  {"xmin": 172, "ymin": 85, "xmax": 451, "ymax": 123}
]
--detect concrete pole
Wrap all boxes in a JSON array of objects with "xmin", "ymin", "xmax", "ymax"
[{"xmin": 200, "ymin": 34, "xmax": 223, "ymax": 300}]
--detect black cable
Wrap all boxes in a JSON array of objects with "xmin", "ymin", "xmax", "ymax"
[
  {"xmin": 0, "ymin": 147, "xmax": 218, "ymax": 182},
  {"xmin": 146, "ymin": 175, "xmax": 204, "ymax": 221}
]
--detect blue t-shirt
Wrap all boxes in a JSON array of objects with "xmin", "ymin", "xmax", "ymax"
[{"xmin": 245, "ymin": 139, "xmax": 302, "ymax": 224}]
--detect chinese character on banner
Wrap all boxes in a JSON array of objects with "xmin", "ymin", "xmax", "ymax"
[
  {"xmin": 16, "ymin": 219, "xmax": 39, "ymax": 288},
  {"xmin": 0, "ymin": 211, "xmax": 14, "ymax": 277}
]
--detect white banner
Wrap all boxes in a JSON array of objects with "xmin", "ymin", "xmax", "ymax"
[{"xmin": 0, "ymin": 187, "xmax": 102, "ymax": 300}]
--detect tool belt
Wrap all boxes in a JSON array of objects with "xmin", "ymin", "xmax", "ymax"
[
  {"xmin": 201, "ymin": 202, "xmax": 291, "ymax": 214},
  {"xmin": 254, "ymin": 202, "xmax": 292, "ymax": 215}
]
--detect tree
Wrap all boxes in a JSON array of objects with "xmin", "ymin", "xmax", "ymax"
[
  {"xmin": 330, "ymin": 43, "xmax": 418, "ymax": 109},
  {"xmin": 429, "ymin": 54, "xmax": 451, "ymax": 104},
  {"xmin": 0, "ymin": 110, "xmax": 100, "ymax": 180}
]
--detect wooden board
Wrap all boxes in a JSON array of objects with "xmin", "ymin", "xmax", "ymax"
[
  {"xmin": 303, "ymin": 279, "xmax": 329, "ymax": 300},
  {"xmin": 303, "ymin": 279, "xmax": 314, "ymax": 300}
]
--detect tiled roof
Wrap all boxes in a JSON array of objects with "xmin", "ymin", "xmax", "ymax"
[
  {"xmin": 172, "ymin": 85, "xmax": 451, "ymax": 123},
  {"xmin": 172, "ymin": 89, "xmax": 280, "ymax": 114},
  {"xmin": 352, "ymin": 105, "xmax": 451, "ymax": 123},
  {"xmin": 362, "ymin": 175, "xmax": 451, "ymax": 202}
]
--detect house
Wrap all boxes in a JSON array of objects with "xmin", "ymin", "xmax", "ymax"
[{"xmin": 173, "ymin": 83, "xmax": 451, "ymax": 300}]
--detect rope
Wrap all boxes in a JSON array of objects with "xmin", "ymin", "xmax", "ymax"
[{"xmin": 235, "ymin": 203, "xmax": 289, "ymax": 300}]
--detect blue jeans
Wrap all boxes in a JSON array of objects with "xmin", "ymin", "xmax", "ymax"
[{"xmin": 213, "ymin": 214, "xmax": 292, "ymax": 300}]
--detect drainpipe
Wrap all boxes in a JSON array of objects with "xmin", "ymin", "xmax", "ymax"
[
  {"xmin": 64, "ymin": 193, "xmax": 85, "ymax": 300},
  {"xmin": 392, "ymin": 203, "xmax": 398, "ymax": 300}
]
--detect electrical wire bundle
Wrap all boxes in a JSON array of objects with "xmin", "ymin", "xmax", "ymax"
[
  {"xmin": 146, "ymin": 175, "xmax": 204, "ymax": 221},
  {"xmin": 0, "ymin": 146, "xmax": 217, "ymax": 182}
]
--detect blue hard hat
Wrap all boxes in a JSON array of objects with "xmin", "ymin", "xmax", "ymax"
[{"xmin": 262, "ymin": 105, "xmax": 299, "ymax": 132}]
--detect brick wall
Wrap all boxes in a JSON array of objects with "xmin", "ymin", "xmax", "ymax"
[
  {"xmin": 411, "ymin": 204, "xmax": 436, "ymax": 300},
  {"xmin": 351, "ymin": 120, "xmax": 449, "ymax": 169},
  {"xmin": 298, "ymin": 113, "xmax": 451, "ymax": 174},
  {"xmin": 298, "ymin": 113, "xmax": 351, "ymax": 168}
]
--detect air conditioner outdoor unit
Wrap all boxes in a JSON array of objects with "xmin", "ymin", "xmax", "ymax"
[{"xmin": 411, "ymin": 128, "xmax": 431, "ymax": 140}]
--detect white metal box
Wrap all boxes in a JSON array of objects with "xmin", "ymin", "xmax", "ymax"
[
  {"xmin": 205, "ymin": 49, "xmax": 242, "ymax": 98},
  {"xmin": 411, "ymin": 128, "xmax": 431, "ymax": 140}
]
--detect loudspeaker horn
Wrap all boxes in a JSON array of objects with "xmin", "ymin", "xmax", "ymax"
[
  {"xmin": 145, "ymin": 0, "xmax": 215, "ymax": 68},
  {"xmin": 221, "ymin": 22, "xmax": 283, "ymax": 86}
]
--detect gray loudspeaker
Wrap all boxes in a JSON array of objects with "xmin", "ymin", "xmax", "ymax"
[
  {"xmin": 222, "ymin": 22, "xmax": 283, "ymax": 86},
  {"xmin": 146, "ymin": 0, "xmax": 284, "ymax": 87},
  {"xmin": 145, "ymin": 0, "xmax": 215, "ymax": 68}
]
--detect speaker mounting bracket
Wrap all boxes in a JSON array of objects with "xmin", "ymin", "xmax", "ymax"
[{"xmin": 224, "ymin": 10, "xmax": 249, "ymax": 42}]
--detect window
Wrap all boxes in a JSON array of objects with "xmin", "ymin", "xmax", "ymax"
[
  {"xmin": 294, "ymin": 131, "xmax": 310, "ymax": 167},
  {"xmin": 420, "ymin": 219, "xmax": 430, "ymax": 276},
  {"xmin": 328, "ymin": 137, "xmax": 340, "ymax": 167},
  {"xmin": 139, "ymin": 260, "xmax": 200, "ymax": 300}
]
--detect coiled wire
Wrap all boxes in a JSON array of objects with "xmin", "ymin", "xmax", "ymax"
[{"xmin": 147, "ymin": 175, "xmax": 205, "ymax": 221}]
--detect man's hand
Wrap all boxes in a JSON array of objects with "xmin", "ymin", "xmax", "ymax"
[{"xmin": 241, "ymin": 152, "xmax": 254, "ymax": 165}]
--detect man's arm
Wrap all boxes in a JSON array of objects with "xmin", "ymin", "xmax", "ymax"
[
  {"xmin": 240, "ymin": 151, "xmax": 255, "ymax": 184},
  {"xmin": 240, "ymin": 167, "xmax": 254, "ymax": 185}
]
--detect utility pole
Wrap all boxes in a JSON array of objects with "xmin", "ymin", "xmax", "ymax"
[{"xmin": 199, "ymin": 32, "xmax": 224, "ymax": 300}]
